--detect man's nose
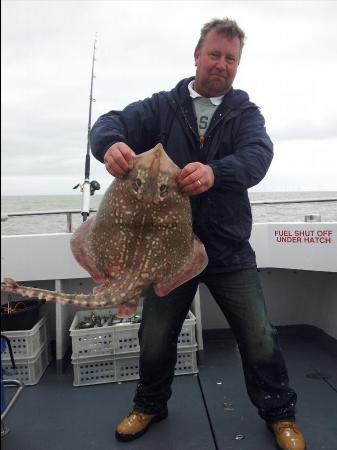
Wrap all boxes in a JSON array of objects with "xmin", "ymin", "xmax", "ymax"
[{"xmin": 215, "ymin": 57, "xmax": 227, "ymax": 71}]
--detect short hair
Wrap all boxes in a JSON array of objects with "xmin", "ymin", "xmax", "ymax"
[{"xmin": 196, "ymin": 18, "xmax": 246, "ymax": 55}]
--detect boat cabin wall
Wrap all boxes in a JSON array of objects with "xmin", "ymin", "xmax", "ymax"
[{"xmin": 1, "ymin": 223, "xmax": 336, "ymax": 357}]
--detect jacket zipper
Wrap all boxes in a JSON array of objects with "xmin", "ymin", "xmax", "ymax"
[
  {"xmin": 200, "ymin": 109, "xmax": 235, "ymax": 150},
  {"xmin": 199, "ymin": 135, "xmax": 206, "ymax": 149},
  {"xmin": 180, "ymin": 103, "xmax": 238, "ymax": 151},
  {"xmin": 179, "ymin": 106, "xmax": 204, "ymax": 153}
]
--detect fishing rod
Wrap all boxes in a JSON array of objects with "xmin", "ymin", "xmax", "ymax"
[{"xmin": 74, "ymin": 34, "xmax": 100, "ymax": 221}]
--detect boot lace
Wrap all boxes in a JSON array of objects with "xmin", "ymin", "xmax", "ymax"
[
  {"xmin": 276, "ymin": 421, "xmax": 299, "ymax": 434},
  {"xmin": 127, "ymin": 410, "xmax": 152, "ymax": 421}
]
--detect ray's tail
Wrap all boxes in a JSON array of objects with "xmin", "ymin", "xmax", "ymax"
[{"xmin": 1, "ymin": 277, "xmax": 116, "ymax": 308}]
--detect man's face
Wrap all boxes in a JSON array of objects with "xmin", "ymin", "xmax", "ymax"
[{"xmin": 194, "ymin": 29, "xmax": 241, "ymax": 97}]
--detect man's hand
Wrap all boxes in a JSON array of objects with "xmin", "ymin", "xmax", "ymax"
[
  {"xmin": 103, "ymin": 142, "xmax": 136, "ymax": 177},
  {"xmin": 177, "ymin": 162, "xmax": 214, "ymax": 196}
]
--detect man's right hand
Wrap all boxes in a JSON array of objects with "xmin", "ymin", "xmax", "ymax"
[{"xmin": 103, "ymin": 142, "xmax": 136, "ymax": 177}]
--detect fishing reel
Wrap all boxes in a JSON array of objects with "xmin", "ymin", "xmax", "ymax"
[
  {"xmin": 89, "ymin": 180, "xmax": 100, "ymax": 195},
  {"xmin": 73, "ymin": 180, "xmax": 101, "ymax": 196}
]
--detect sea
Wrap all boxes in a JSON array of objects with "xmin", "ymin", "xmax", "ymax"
[{"xmin": 1, "ymin": 191, "xmax": 337, "ymax": 236}]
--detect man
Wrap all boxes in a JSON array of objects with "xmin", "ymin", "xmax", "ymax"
[{"xmin": 90, "ymin": 18, "xmax": 306, "ymax": 450}]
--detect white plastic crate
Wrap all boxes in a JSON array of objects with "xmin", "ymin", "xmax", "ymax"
[
  {"xmin": 72, "ymin": 345, "xmax": 198, "ymax": 387},
  {"xmin": 2, "ymin": 343, "xmax": 51, "ymax": 386},
  {"xmin": 72, "ymin": 357, "xmax": 117, "ymax": 386},
  {"xmin": 175, "ymin": 346, "xmax": 198, "ymax": 375},
  {"xmin": 1, "ymin": 316, "xmax": 47, "ymax": 359},
  {"xmin": 71, "ymin": 353, "xmax": 138, "ymax": 386},
  {"xmin": 70, "ymin": 309, "xmax": 196, "ymax": 358},
  {"xmin": 178, "ymin": 314, "xmax": 196, "ymax": 347}
]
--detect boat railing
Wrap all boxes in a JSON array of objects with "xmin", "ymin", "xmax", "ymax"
[
  {"xmin": 1, "ymin": 198, "xmax": 337, "ymax": 233},
  {"xmin": 1, "ymin": 209, "xmax": 97, "ymax": 233}
]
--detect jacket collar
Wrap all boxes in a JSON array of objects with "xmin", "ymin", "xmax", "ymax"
[
  {"xmin": 169, "ymin": 77, "xmax": 253, "ymax": 111},
  {"xmin": 187, "ymin": 80, "xmax": 224, "ymax": 106}
]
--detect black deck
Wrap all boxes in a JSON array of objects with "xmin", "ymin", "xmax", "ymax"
[{"xmin": 2, "ymin": 327, "xmax": 337, "ymax": 450}]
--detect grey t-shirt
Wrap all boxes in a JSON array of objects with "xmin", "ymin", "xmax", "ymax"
[
  {"xmin": 192, "ymin": 97, "xmax": 218, "ymax": 136},
  {"xmin": 188, "ymin": 80, "xmax": 223, "ymax": 138}
]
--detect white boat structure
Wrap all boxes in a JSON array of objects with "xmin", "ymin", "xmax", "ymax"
[{"xmin": 1, "ymin": 199, "xmax": 337, "ymax": 449}]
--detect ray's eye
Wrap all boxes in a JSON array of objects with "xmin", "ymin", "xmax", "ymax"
[
  {"xmin": 159, "ymin": 184, "xmax": 168, "ymax": 197},
  {"xmin": 133, "ymin": 178, "xmax": 142, "ymax": 192}
]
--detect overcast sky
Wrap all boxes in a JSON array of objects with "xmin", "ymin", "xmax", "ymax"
[{"xmin": 2, "ymin": 0, "xmax": 337, "ymax": 196}]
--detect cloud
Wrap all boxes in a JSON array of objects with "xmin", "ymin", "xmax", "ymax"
[
  {"xmin": 253, "ymin": 138, "xmax": 337, "ymax": 192},
  {"xmin": 2, "ymin": 0, "xmax": 337, "ymax": 194}
]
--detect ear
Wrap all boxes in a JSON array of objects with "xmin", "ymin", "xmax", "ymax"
[{"xmin": 194, "ymin": 47, "xmax": 199, "ymax": 66}]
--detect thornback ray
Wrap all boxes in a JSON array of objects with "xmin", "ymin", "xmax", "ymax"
[{"xmin": 1, "ymin": 144, "xmax": 208, "ymax": 318}]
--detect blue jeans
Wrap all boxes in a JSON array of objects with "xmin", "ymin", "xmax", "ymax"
[{"xmin": 134, "ymin": 268, "xmax": 297, "ymax": 424}]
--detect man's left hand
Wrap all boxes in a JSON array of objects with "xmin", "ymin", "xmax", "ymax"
[{"xmin": 177, "ymin": 162, "xmax": 214, "ymax": 196}]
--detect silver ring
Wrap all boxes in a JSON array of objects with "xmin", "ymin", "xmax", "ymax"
[{"xmin": 197, "ymin": 179, "xmax": 202, "ymax": 186}]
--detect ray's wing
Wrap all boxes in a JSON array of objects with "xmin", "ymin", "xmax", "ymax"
[
  {"xmin": 154, "ymin": 235, "xmax": 208, "ymax": 296},
  {"xmin": 70, "ymin": 217, "xmax": 107, "ymax": 284}
]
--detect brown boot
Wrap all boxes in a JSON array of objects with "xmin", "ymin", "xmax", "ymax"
[
  {"xmin": 115, "ymin": 409, "xmax": 168, "ymax": 442},
  {"xmin": 271, "ymin": 420, "xmax": 306, "ymax": 450}
]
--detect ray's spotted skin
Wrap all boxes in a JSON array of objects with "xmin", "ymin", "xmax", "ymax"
[{"xmin": 1, "ymin": 144, "xmax": 208, "ymax": 318}]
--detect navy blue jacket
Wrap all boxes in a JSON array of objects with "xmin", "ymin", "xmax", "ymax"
[{"xmin": 90, "ymin": 77, "xmax": 273, "ymax": 272}]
